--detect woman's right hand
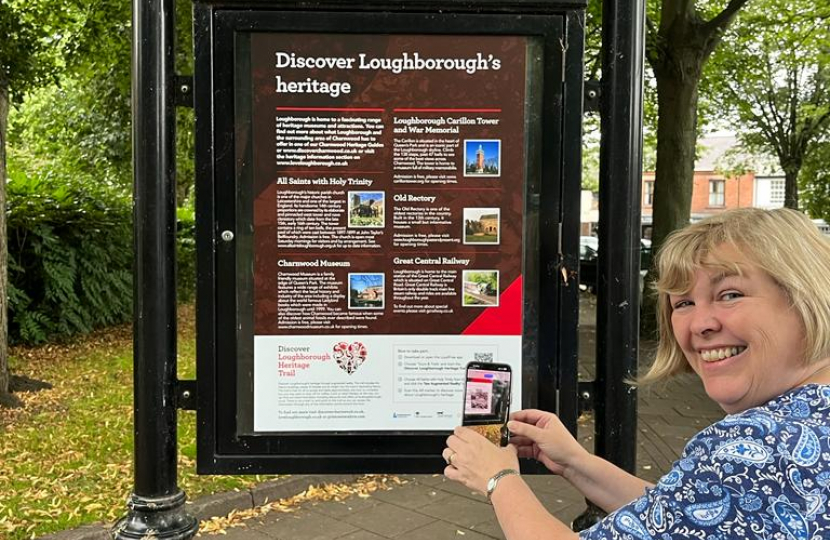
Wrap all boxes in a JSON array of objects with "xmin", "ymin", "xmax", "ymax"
[{"xmin": 507, "ymin": 409, "xmax": 589, "ymax": 476}]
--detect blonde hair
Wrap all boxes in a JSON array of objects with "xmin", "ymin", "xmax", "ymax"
[{"xmin": 641, "ymin": 207, "xmax": 830, "ymax": 385}]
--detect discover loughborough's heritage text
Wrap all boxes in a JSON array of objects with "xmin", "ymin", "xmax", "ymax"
[{"xmin": 249, "ymin": 33, "xmax": 531, "ymax": 432}]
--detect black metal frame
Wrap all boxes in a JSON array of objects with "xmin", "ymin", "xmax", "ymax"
[
  {"xmin": 193, "ymin": 3, "xmax": 585, "ymax": 474},
  {"xmin": 573, "ymin": 0, "xmax": 645, "ymax": 527},
  {"xmin": 594, "ymin": 0, "xmax": 644, "ymax": 475}
]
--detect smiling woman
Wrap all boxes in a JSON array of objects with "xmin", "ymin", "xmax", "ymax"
[
  {"xmin": 442, "ymin": 208, "xmax": 830, "ymax": 540},
  {"xmin": 648, "ymin": 207, "xmax": 830, "ymax": 388},
  {"xmin": 666, "ymin": 261, "xmax": 811, "ymax": 413}
]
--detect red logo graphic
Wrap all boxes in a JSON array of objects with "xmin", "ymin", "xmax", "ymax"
[{"xmin": 333, "ymin": 341, "xmax": 367, "ymax": 375}]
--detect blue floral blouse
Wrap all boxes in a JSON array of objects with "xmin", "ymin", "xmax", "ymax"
[{"xmin": 580, "ymin": 384, "xmax": 830, "ymax": 540}]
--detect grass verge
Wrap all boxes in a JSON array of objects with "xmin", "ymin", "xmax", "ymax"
[{"xmin": 0, "ymin": 305, "xmax": 274, "ymax": 539}]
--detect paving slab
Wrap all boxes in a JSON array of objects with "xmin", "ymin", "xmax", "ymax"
[
  {"xmin": 306, "ymin": 493, "xmax": 384, "ymax": 519},
  {"xmin": 335, "ymin": 530, "xmax": 389, "ymax": 540},
  {"xmin": 253, "ymin": 508, "xmax": 360, "ymax": 540},
  {"xmin": 370, "ymin": 479, "xmax": 454, "ymax": 509},
  {"xmin": 532, "ymin": 486, "xmax": 585, "ymax": 513},
  {"xmin": 524, "ymin": 473, "xmax": 579, "ymax": 496},
  {"xmin": 465, "ymin": 518, "xmax": 507, "ymax": 540},
  {"xmin": 395, "ymin": 519, "xmax": 496, "ymax": 540},
  {"xmin": 416, "ymin": 495, "xmax": 496, "ymax": 529},
  {"xmin": 409, "ymin": 473, "xmax": 447, "ymax": 487},
  {"xmin": 202, "ymin": 526, "xmax": 274, "ymax": 540},
  {"xmin": 338, "ymin": 501, "xmax": 437, "ymax": 538},
  {"xmin": 252, "ymin": 475, "xmax": 361, "ymax": 507}
]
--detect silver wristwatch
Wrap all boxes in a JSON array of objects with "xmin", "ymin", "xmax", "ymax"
[{"xmin": 486, "ymin": 468, "xmax": 520, "ymax": 502}]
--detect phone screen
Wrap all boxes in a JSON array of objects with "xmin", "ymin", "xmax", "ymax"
[{"xmin": 462, "ymin": 362, "xmax": 512, "ymax": 446}]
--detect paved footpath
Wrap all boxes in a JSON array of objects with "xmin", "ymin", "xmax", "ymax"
[{"xmin": 43, "ymin": 296, "xmax": 725, "ymax": 539}]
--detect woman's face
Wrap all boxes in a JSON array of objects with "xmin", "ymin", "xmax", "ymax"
[{"xmin": 669, "ymin": 248, "xmax": 811, "ymax": 413}]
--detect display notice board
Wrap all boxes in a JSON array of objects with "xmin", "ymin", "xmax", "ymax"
[
  {"xmin": 249, "ymin": 32, "xmax": 529, "ymax": 433},
  {"xmin": 195, "ymin": 6, "xmax": 584, "ymax": 474}
]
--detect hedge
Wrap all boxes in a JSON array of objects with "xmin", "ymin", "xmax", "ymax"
[{"xmin": 6, "ymin": 173, "xmax": 195, "ymax": 344}]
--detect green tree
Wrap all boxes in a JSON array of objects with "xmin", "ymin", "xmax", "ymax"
[
  {"xmin": 801, "ymin": 137, "xmax": 830, "ymax": 220},
  {"xmin": 8, "ymin": 0, "xmax": 133, "ymax": 191},
  {"xmin": 640, "ymin": 0, "xmax": 751, "ymax": 334},
  {"xmin": 0, "ymin": 59, "xmax": 10, "ymax": 407},
  {"xmin": 9, "ymin": 0, "xmax": 196, "ymax": 201},
  {"xmin": 0, "ymin": 0, "xmax": 139, "ymax": 406},
  {"xmin": 708, "ymin": 1, "xmax": 830, "ymax": 209},
  {"xmin": 582, "ymin": 0, "xmax": 731, "ymax": 237},
  {"xmin": 646, "ymin": 0, "xmax": 750, "ymax": 248},
  {"xmin": 0, "ymin": 0, "xmax": 58, "ymax": 407},
  {"xmin": 583, "ymin": 1, "xmax": 659, "ymax": 195}
]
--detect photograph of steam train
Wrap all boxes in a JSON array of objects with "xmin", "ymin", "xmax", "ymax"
[{"xmin": 462, "ymin": 270, "xmax": 499, "ymax": 307}]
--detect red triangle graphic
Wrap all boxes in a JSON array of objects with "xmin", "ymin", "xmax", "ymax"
[{"xmin": 461, "ymin": 276, "xmax": 523, "ymax": 335}]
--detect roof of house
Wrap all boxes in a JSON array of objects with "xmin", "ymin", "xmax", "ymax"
[
  {"xmin": 696, "ymin": 135, "xmax": 737, "ymax": 172},
  {"xmin": 696, "ymin": 134, "xmax": 782, "ymax": 175}
]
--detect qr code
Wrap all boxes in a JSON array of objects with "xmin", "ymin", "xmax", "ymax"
[{"xmin": 474, "ymin": 352, "xmax": 493, "ymax": 362}]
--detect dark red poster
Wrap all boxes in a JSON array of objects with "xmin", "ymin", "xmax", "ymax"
[{"xmin": 248, "ymin": 33, "xmax": 531, "ymax": 432}]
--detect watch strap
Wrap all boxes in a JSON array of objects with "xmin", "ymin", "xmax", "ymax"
[{"xmin": 486, "ymin": 468, "xmax": 520, "ymax": 502}]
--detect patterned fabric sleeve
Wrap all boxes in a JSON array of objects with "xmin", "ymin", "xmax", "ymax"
[{"xmin": 578, "ymin": 385, "xmax": 830, "ymax": 540}]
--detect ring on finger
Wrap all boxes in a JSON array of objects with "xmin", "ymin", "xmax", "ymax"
[{"xmin": 448, "ymin": 451, "xmax": 456, "ymax": 466}]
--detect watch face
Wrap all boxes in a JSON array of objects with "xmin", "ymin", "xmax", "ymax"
[{"xmin": 486, "ymin": 469, "xmax": 518, "ymax": 500}]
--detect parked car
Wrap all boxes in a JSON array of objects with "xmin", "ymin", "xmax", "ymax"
[
  {"xmin": 579, "ymin": 236, "xmax": 652, "ymax": 293},
  {"xmin": 580, "ymin": 235, "xmax": 599, "ymax": 260},
  {"xmin": 579, "ymin": 236, "xmax": 599, "ymax": 292}
]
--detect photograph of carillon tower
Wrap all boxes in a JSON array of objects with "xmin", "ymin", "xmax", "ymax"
[{"xmin": 464, "ymin": 139, "xmax": 501, "ymax": 176}]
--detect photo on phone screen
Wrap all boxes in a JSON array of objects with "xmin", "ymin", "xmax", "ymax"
[{"xmin": 462, "ymin": 362, "xmax": 512, "ymax": 446}]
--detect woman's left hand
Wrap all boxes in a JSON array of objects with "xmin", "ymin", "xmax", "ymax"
[{"xmin": 443, "ymin": 426, "xmax": 520, "ymax": 494}]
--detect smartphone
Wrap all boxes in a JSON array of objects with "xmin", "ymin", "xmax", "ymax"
[{"xmin": 461, "ymin": 362, "xmax": 512, "ymax": 446}]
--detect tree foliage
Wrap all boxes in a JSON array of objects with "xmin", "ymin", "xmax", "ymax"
[
  {"xmin": 0, "ymin": 0, "xmax": 78, "ymax": 406},
  {"xmin": 8, "ymin": 0, "xmax": 196, "ymax": 199},
  {"xmin": 0, "ymin": 0, "xmax": 194, "ymax": 405},
  {"xmin": 0, "ymin": 1, "xmax": 56, "ymax": 99},
  {"xmin": 0, "ymin": 83, "xmax": 9, "ymax": 406},
  {"xmin": 645, "ymin": 0, "xmax": 749, "ymax": 247},
  {"xmin": 8, "ymin": 77, "xmax": 132, "ymax": 189},
  {"xmin": 800, "ymin": 138, "xmax": 830, "ymax": 220},
  {"xmin": 583, "ymin": 0, "xmax": 660, "ymax": 191},
  {"xmin": 6, "ymin": 172, "xmax": 133, "ymax": 344},
  {"xmin": 7, "ymin": 0, "xmax": 133, "ymax": 189},
  {"xmin": 708, "ymin": 0, "xmax": 830, "ymax": 209}
]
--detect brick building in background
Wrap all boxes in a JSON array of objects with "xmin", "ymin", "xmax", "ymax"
[
  {"xmin": 579, "ymin": 135, "xmax": 829, "ymax": 239},
  {"xmin": 640, "ymin": 135, "xmax": 786, "ymax": 239}
]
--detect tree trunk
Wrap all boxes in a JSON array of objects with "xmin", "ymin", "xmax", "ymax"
[
  {"xmin": 638, "ymin": 1, "xmax": 749, "ymax": 336},
  {"xmin": 651, "ymin": 77, "xmax": 699, "ymax": 249},
  {"xmin": 0, "ymin": 85, "xmax": 19, "ymax": 408},
  {"xmin": 784, "ymin": 167, "xmax": 800, "ymax": 210},
  {"xmin": 640, "ymin": 50, "xmax": 703, "ymax": 336}
]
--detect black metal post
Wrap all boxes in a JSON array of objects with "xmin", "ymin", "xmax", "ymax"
[
  {"xmin": 595, "ymin": 0, "xmax": 645, "ymax": 473},
  {"xmin": 113, "ymin": 0, "xmax": 198, "ymax": 537},
  {"xmin": 572, "ymin": 0, "xmax": 645, "ymax": 530}
]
